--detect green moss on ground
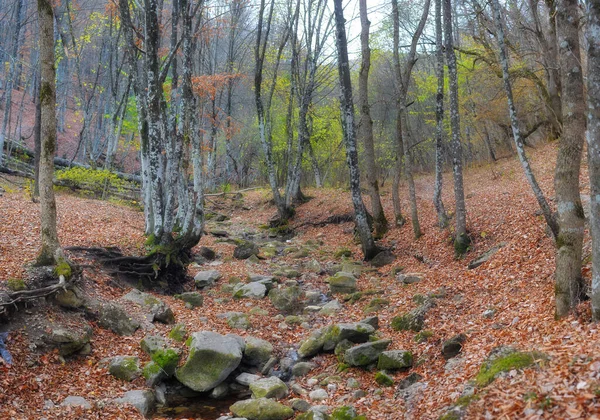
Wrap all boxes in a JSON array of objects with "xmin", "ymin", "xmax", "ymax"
[{"xmin": 476, "ymin": 350, "xmax": 547, "ymax": 387}]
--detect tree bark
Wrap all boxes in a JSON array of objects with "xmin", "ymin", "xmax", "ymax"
[
  {"xmin": 554, "ymin": 0, "xmax": 585, "ymax": 318},
  {"xmin": 36, "ymin": 0, "xmax": 62, "ymax": 265},
  {"xmin": 358, "ymin": 0, "xmax": 387, "ymax": 238},
  {"xmin": 433, "ymin": 0, "xmax": 449, "ymax": 228},
  {"xmin": 333, "ymin": 0, "xmax": 379, "ymax": 260},
  {"xmin": 490, "ymin": 0, "xmax": 558, "ymax": 239},
  {"xmin": 443, "ymin": 0, "xmax": 469, "ymax": 255}
]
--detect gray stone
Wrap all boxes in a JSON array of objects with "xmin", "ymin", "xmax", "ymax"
[
  {"xmin": 175, "ymin": 292, "xmax": 204, "ymax": 308},
  {"xmin": 113, "ymin": 390, "xmax": 155, "ymax": 417},
  {"xmin": 195, "ymin": 270, "xmax": 222, "ymax": 288},
  {"xmin": 336, "ymin": 322, "xmax": 375, "ymax": 343},
  {"xmin": 45, "ymin": 324, "xmax": 92, "ymax": 357},
  {"xmin": 210, "ymin": 383, "xmax": 230, "ymax": 399},
  {"xmin": 122, "ymin": 289, "xmax": 175, "ymax": 324},
  {"xmin": 396, "ymin": 273, "xmax": 423, "ymax": 284},
  {"xmin": 140, "ymin": 335, "xmax": 167, "ymax": 356},
  {"xmin": 230, "ymin": 398, "xmax": 294, "ymax": 420},
  {"xmin": 109, "ymin": 356, "xmax": 141, "ymax": 381},
  {"xmin": 268, "ymin": 285, "xmax": 303, "ymax": 313},
  {"xmin": 304, "ymin": 291, "xmax": 322, "ymax": 305},
  {"xmin": 328, "ymin": 272, "xmax": 357, "ymax": 294},
  {"xmin": 483, "ymin": 309, "xmax": 497, "ymax": 319},
  {"xmin": 397, "ymin": 372, "xmax": 423, "ymax": 390},
  {"xmin": 319, "ymin": 300, "xmax": 343, "ymax": 315},
  {"xmin": 442, "ymin": 333, "xmax": 467, "ymax": 360},
  {"xmin": 248, "ymin": 274, "xmax": 277, "ymax": 290},
  {"xmin": 236, "ymin": 373, "xmax": 262, "ymax": 386},
  {"xmin": 292, "ymin": 362, "xmax": 316, "ymax": 377},
  {"xmin": 360, "ymin": 316, "xmax": 379, "ymax": 330},
  {"xmin": 346, "ymin": 378, "xmax": 360, "ymax": 389},
  {"xmin": 233, "ymin": 283, "xmax": 268, "ymax": 299},
  {"xmin": 54, "ymin": 286, "xmax": 85, "ymax": 309},
  {"xmin": 142, "ymin": 361, "xmax": 167, "ymax": 386},
  {"xmin": 243, "ymin": 336, "xmax": 274, "ymax": 368},
  {"xmin": 344, "ymin": 340, "xmax": 392, "ymax": 367},
  {"xmin": 309, "ymin": 388, "xmax": 328, "ymax": 401},
  {"xmin": 98, "ymin": 303, "xmax": 140, "ymax": 336},
  {"xmin": 370, "ymin": 251, "xmax": 395, "ymax": 268},
  {"xmin": 250, "ymin": 377, "xmax": 289, "ymax": 399},
  {"xmin": 176, "ymin": 331, "xmax": 244, "ymax": 392},
  {"xmin": 61, "ymin": 396, "xmax": 91, "ymax": 409},
  {"xmin": 291, "ymin": 383, "xmax": 308, "ymax": 396},
  {"xmin": 233, "ymin": 241, "xmax": 260, "ymax": 260},
  {"xmin": 377, "ymin": 350, "xmax": 413, "ymax": 370},
  {"xmin": 352, "ymin": 390, "xmax": 366, "ymax": 400},
  {"xmin": 291, "ymin": 399, "xmax": 312, "ymax": 412},
  {"xmin": 224, "ymin": 312, "xmax": 252, "ymax": 330}
]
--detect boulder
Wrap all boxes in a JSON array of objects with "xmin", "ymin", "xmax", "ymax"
[
  {"xmin": 113, "ymin": 390, "xmax": 155, "ymax": 417},
  {"xmin": 45, "ymin": 324, "xmax": 92, "ymax": 357},
  {"xmin": 370, "ymin": 251, "xmax": 395, "ymax": 268},
  {"xmin": 319, "ymin": 300, "xmax": 343, "ymax": 316},
  {"xmin": 210, "ymin": 383, "xmax": 230, "ymax": 399},
  {"xmin": 109, "ymin": 356, "xmax": 141, "ymax": 381},
  {"xmin": 198, "ymin": 246, "xmax": 217, "ymax": 261},
  {"xmin": 175, "ymin": 292, "xmax": 204, "ymax": 308},
  {"xmin": 234, "ymin": 282, "xmax": 268, "ymax": 299},
  {"xmin": 236, "ymin": 372, "xmax": 262, "ymax": 386},
  {"xmin": 442, "ymin": 333, "xmax": 467, "ymax": 360},
  {"xmin": 396, "ymin": 273, "xmax": 423, "ymax": 285},
  {"xmin": 328, "ymin": 272, "xmax": 357, "ymax": 294},
  {"xmin": 61, "ymin": 396, "xmax": 91, "ymax": 409},
  {"xmin": 249, "ymin": 377, "xmax": 289, "ymax": 399},
  {"xmin": 390, "ymin": 300, "xmax": 434, "ymax": 332},
  {"xmin": 54, "ymin": 286, "xmax": 85, "ymax": 309},
  {"xmin": 230, "ymin": 398, "xmax": 294, "ymax": 420},
  {"xmin": 377, "ymin": 350, "xmax": 413, "ymax": 370},
  {"xmin": 344, "ymin": 339, "xmax": 392, "ymax": 367},
  {"xmin": 176, "ymin": 331, "xmax": 244, "ymax": 392},
  {"xmin": 308, "ymin": 388, "xmax": 328, "ymax": 401},
  {"xmin": 225, "ymin": 312, "xmax": 252, "ymax": 330},
  {"xmin": 122, "ymin": 289, "xmax": 175, "ymax": 324},
  {"xmin": 292, "ymin": 362, "xmax": 316, "ymax": 377},
  {"xmin": 360, "ymin": 316, "xmax": 379, "ymax": 330},
  {"xmin": 297, "ymin": 323, "xmax": 374, "ymax": 359},
  {"xmin": 336, "ymin": 323, "xmax": 374, "ymax": 343},
  {"xmin": 142, "ymin": 361, "xmax": 167, "ymax": 386},
  {"xmin": 243, "ymin": 336, "xmax": 273, "ymax": 368},
  {"xmin": 233, "ymin": 240, "xmax": 260, "ymax": 260},
  {"xmin": 98, "ymin": 303, "xmax": 140, "ymax": 336},
  {"xmin": 364, "ymin": 298, "xmax": 390, "ymax": 314},
  {"xmin": 194, "ymin": 270, "xmax": 222, "ymax": 288},
  {"xmin": 268, "ymin": 286, "xmax": 303, "ymax": 313},
  {"xmin": 140, "ymin": 335, "xmax": 167, "ymax": 356}
]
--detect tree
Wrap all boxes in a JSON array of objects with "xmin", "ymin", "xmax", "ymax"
[
  {"xmin": 433, "ymin": 0, "xmax": 449, "ymax": 228},
  {"xmin": 443, "ymin": 0, "xmax": 469, "ymax": 254},
  {"xmin": 333, "ymin": 0, "xmax": 379, "ymax": 260},
  {"xmin": 36, "ymin": 0, "xmax": 62, "ymax": 266},
  {"xmin": 358, "ymin": 0, "xmax": 387, "ymax": 238},
  {"xmin": 554, "ymin": 0, "xmax": 585, "ymax": 318},
  {"xmin": 490, "ymin": 0, "xmax": 558, "ymax": 238}
]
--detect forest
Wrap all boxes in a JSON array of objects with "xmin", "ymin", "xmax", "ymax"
[{"xmin": 0, "ymin": 0, "xmax": 600, "ymax": 418}]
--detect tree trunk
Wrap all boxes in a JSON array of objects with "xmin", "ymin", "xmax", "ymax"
[
  {"xmin": 333, "ymin": 0, "xmax": 379, "ymax": 261},
  {"xmin": 33, "ymin": 77, "xmax": 41, "ymax": 199},
  {"xmin": 490, "ymin": 0, "xmax": 558, "ymax": 239},
  {"xmin": 401, "ymin": 112, "xmax": 422, "ymax": 238},
  {"xmin": 36, "ymin": 0, "xmax": 62, "ymax": 265},
  {"xmin": 588, "ymin": 0, "xmax": 600, "ymax": 321},
  {"xmin": 358, "ymin": 0, "xmax": 387, "ymax": 238},
  {"xmin": 433, "ymin": 0, "xmax": 449, "ymax": 228},
  {"xmin": 553, "ymin": 0, "xmax": 585, "ymax": 318},
  {"xmin": 443, "ymin": 0, "xmax": 469, "ymax": 255}
]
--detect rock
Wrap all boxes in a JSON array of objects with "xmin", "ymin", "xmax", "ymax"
[
  {"xmin": 364, "ymin": 298, "xmax": 389, "ymax": 314},
  {"xmin": 122, "ymin": 289, "xmax": 175, "ymax": 324},
  {"xmin": 261, "ymin": 356, "xmax": 279, "ymax": 375},
  {"xmin": 319, "ymin": 300, "xmax": 343, "ymax": 316},
  {"xmin": 113, "ymin": 390, "xmax": 155, "ymax": 417},
  {"xmin": 236, "ymin": 372, "xmax": 262, "ymax": 386},
  {"xmin": 61, "ymin": 396, "xmax": 91, "ymax": 409},
  {"xmin": 475, "ymin": 346, "xmax": 547, "ymax": 387},
  {"xmin": 482, "ymin": 309, "xmax": 497, "ymax": 319},
  {"xmin": 305, "ymin": 260, "xmax": 323, "ymax": 274},
  {"xmin": 291, "ymin": 399, "xmax": 312, "ymax": 412},
  {"xmin": 442, "ymin": 333, "xmax": 467, "ymax": 360},
  {"xmin": 198, "ymin": 246, "xmax": 217, "ymax": 261},
  {"xmin": 109, "ymin": 356, "xmax": 141, "ymax": 381},
  {"xmin": 336, "ymin": 323, "xmax": 375, "ymax": 343},
  {"xmin": 377, "ymin": 350, "xmax": 413, "ymax": 370},
  {"xmin": 291, "ymin": 383, "xmax": 308, "ymax": 396},
  {"xmin": 346, "ymin": 378, "xmax": 360, "ymax": 389},
  {"xmin": 285, "ymin": 315, "xmax": 303, "ymax": 325},
  {"xmin": 45, "ymin": 324, "xmax": 92, "ymax": 357},
  {"xmin": 234, "ymin": 282, "xmax": 268, "ymax": 299},
  {"xmin": 98, "ymin": 303, "xmax": 140, "ymax": 336},
  {"xmin": 390, "ymin": 301, "xmax": 434, "ymax": 332},
  {"xmin": 149, "ymin": 348, "xmax": 181, "ymax": 376},
  {"xmin": 210, "ymin": 383, "xmax": 230, "ymax": 399},
  {"xmin": 269, "ymin": 286, "xmax": 303, "ymax": 313},
  {"xmin": 195, "ymin": 270, "xmax": 222, "ymax": 288},
  {"xmin": 344, "ymin": 340, "xmax": 392, "ymax": 367},
  {"xmin": 331, "ymin": 406, "xmax": 364, "ymax": 419},
  {"xmin": 396, "ymin": 273, "xmax": 423, "ymax": 284},
  {"xmin": 467, "ymin": 243, "xmax": 506, "ymax": 269},
  {"xmin": 210, "ymin": 230, "xmax": 230, "ymax": 238},
  {"xmin": 359, "ymin": 316, "xmax": 379, "ymax": 330},
  {"xmin": 304, "ymin": 291, "xmax": 323, "ymax": 305},
  {"xmin": 230, "ymin": 398, "xmax": 294, "ymax": 420},
  {"xmin": 375, "ymin": 371, "xmax": 394, "ymax": 386},
  {"xmin": 225, "ymin": 312, "xmax": 252, "ymax": 330},
  {"xmin": 250, "ymin": 377, "xmax": 289, "ymax": 399},
  {"xmin": 328, "ymin": 272, "xmax": 357, "ymax": 294},
  {"xmin": 352, "ymin": 390, "xmax": 366, "ymax": 400},
  {"xmin": 243, "ymin": 336, "xmax": 274, "ymax": 368},
  {"xmin": 176, "ymin": 331, "xmax": 244, "ymax": 392},
  {"xmin": 248, "ymin": 274, "xmax": 277, "ymax": 290},
  {"xmin": 54, "ymin": 286, "xmax": 85, "ymax": 309},
  {"xmin": 234, "ymin": 240, "xmax": 260, "ymax": 260},
  {"xmin": 292, "ymin": 362, "xmax": 316, "ymax": 377},
  {"xmin": 140, "ymin": 335, "xmax": 167, "ymax": 356},
  {"xmin": 370, "ymin": 251, "xmax": 395, "ymax": 268},
  {"xmin": 142, "ymin": 361, "xmax": 166, "ymax": 386},
  {"xmin": 175, "ymin": 292, "xmax": 204, "ymax": 308},
  {"xmin": 298, "ymin": 322, "xmax": 373, "ymax": 359},
  {"xmin": 397, "ymin": 372, "xmax": 423, "ymax": 390},
  {"xmin": 309, "ymin": 388, "xmax": 328, "ymax": 401}
]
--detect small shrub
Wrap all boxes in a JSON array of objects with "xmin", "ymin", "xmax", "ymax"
[{"xmin": 7, "ymin": 278, "xmax": 26, "ymax": 291}]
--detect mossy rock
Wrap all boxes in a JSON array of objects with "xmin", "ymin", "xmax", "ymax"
[
  {"xmin": 328, "ymin": 272, "xmax": 357, "ymax": 294},
  {"xmin": 331, "ymin": 406, "xmax": 367, "ymax": 420},
  {"xmin": 151, "ymin": 348, "xmax": 180, "ymax": 375},
  {"xmin": 285, "ymin": 315, "xmax": 304, "ymax": 325},
  {"xmin": 142, "ymin": 361, "xmax": 166, "ymax": 386},
  {"xmin": 391, "ymin": 313, "xmax": 423, "ymax": 332},
  {"xmin": 334, "ymin": 248, "xmax": 352, "ymax": 258},
  {"xmin": 169, "ymin": 324, "xmax": 188, "ymax": 342},
  {"xmin": 230, "ymin": 398, "xmax": 294, "ymax": 420},
  {"xmin": 414, "ymin": 330, "xmax": 434, "ymax": 343},
  {"xmin": 375, "ymin": 371, "xmax": 394, "ymax": 387},
  {"xmin": 412, "ymin": 294, "xmax": 427, "ymax": 305},
  {"xmin": 364, "ymin": 298, "xmax": 390, "ymax": 314},
  {"xmin": 377, "ymin": 350, "xmax": 413, "ymax": 371},
  {"xmin": 475, "ymin": 347, "xmax": 547, "ymax": 387},
  {"xmin": 175, "ymin": 292, "xmax": 204, "ymax": 308},
  {"xmin": 109, "ymin": 356, "xmax": 141, "ymax": 381}
]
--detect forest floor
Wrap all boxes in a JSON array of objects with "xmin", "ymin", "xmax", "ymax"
[{"xmin": 0, "ymin": 141, "xmax": 599, "ymax": 420}]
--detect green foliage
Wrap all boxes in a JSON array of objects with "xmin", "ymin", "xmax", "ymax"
[
  {"xmin": 169, "ymin": 324, "xmax": 188, "ymax": 342},
  {"xmin": 54, "ymin": 259, "xmax": 72, "ymax": 279},
  {"xmin": 334, "ymin": 248, "xmax": 352, "ymax": 259},
  {"xmin": 7, "ymin": 278, "xmax": 26, "ymax": 291},
  {"xmin": 55, "ymin": 167, "xmax": 133, "ymax": 199},
  {"xmin": 414, "ymin": 330, "xmax": 434, "ymax": 343},
  {"xmin": 475, "ymin": 351, "xmax": 547, "ymax": 387},
  {"xmin": 375, "ymin": 371, "xmax": 394, "ymax": 387}
]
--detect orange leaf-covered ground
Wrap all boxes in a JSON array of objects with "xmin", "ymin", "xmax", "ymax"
[{"xmin": 0, "ymin": 142, "xmax": 598, "ymax": 419}]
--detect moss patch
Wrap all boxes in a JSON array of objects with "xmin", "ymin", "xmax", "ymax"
[
  {"xmin": 7, "ymin": 278, "xmax": 26, "ymax": 291},
  {"xmin": 54, "ymin": 259, "xmax": 72, "ymax": 279},
  {"xmin": 375, "ymin": 371, "xmax": 394, "ymax": 386},
  {"xmin": 476, "ymin": 350, "xmax": 547, "ymax": 387},
  {"xmin": 169, "ymin": 324, "xmax": 188, "ymax": 342},
  {"xmin": 414, "ymin": 330, "xmax": 434, "ymax": 343}
]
